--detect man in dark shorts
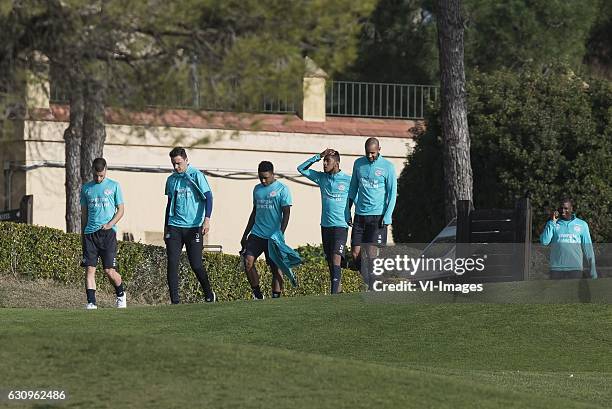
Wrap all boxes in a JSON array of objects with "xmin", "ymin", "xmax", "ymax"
[
  {"xmin": 164, "ymin": 147, "xmax": 216, "ymax": 304},
  {"xmin": 240, "ymin": 161, "xmax": 292, "ymax": 299},
  {"xmin": 348, "ymin": 138, "xmax": 397, "ymax": 286},
  {"xmin": 298, "ymin": 148, "xmax": 351, "ymax": 294},
  {"xmin": 80, "ymin": 158, "xmax": 126, "ymax": 309}
]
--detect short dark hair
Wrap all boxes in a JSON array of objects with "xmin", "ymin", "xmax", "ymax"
[
  {"xmin": 560, "ymin": 197, "xmax": 573, "ymax": 207},
  {"xmin": 258, "ymin": 161, "xmax": 274, "ymax": 173},
  {"xmin": 365, "ymin": 137, "xmax": 380, "ymax": 149},
  {"xmin": 169, "ymin": 147, "xmax": 187, "ymax": 159},
  {"xmin": 92, "ymin": 158, "xmax": 107, "ymax": 172},
  {"xmin": 325, "ymin": 150, "xmax": 340, "ymax": 162}
]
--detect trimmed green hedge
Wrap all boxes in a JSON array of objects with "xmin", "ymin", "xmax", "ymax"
[{"xmin": 0, "ymin": 222, "xmax": 365, "ymax": 303}]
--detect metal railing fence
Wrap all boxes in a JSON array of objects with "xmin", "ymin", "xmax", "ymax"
[{"xmin": 326, "ymin": 80, "xmax": 438, "ymax": 119}]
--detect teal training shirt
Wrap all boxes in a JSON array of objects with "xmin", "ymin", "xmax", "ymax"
[
  {"xmin": 80, "ymin": 178, "xmax": 124, "ymax": 234},
  {"xmin": 165, "ymin": 164, "xmax": 211, "ymax": 228},
  {"xmin": 348, "ymin": 155, "xmax": 397, "ymax": 225},
  {"xmin": 540, "ymin": 215, "xmax": 597, "ymax": 278},
  {"xmin": 297, "ymin": 154, "xmax": 351, "ymax": 228},
  {"xmin": 250, "ymin": 180, "xmax": 292, "ymax": 239}
]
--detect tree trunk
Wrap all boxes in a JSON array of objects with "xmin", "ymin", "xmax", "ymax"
[
  {"xmin": 63, "ymin": 76, "xmax": 84, "ymax": 233},
  {"xmin": 80, "ymin": 71, "xmax": 106, "ymax": 184},
  {"xmin": 436, "ymin": 0, "xmax": 473, "ymax": 222}
]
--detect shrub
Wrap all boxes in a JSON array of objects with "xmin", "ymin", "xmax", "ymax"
[
  {"xmin": 0, "ymin": 222, "xmax": 365, "ymax": 303},
  {"xmin": 394, "ymin": 120, "xmax": 446, "ymax": 243}
]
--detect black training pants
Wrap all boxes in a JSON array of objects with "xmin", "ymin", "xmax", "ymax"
[{"xmin": 165, "ymin": 225, "xmax": 211, "ymax": 304}]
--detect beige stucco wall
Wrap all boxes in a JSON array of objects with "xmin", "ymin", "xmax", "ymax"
[{"xmin": 18, "ymin": 119, "xmax": 414, "ymax": 254}]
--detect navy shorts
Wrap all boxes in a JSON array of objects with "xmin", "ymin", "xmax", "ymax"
[
  {"xmin": 350, "ymin": 215, "xmax": 388, "ymax": 246},
  {"xmin": 82, "ymin": 229, "xmax": 118, "ymax": 269},
  {"xmin": 244, "ymin": 234, "xmax": 277, "ymax": 267},
  {"xmin": 321, "ymin": 227, "xmax": 348, "ymax": 261}
]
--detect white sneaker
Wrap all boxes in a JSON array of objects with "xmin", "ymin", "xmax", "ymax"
[
  {"xmin": 116, "ymin": 293, "xmax": 127, "ymax": 308},
  {"xmin": 86, "ymin": 303, "xmax": 97, "ymax": 310}
]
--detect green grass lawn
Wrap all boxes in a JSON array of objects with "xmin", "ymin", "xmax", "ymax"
[{"xmin": 1, "ymin": 291, "xmax": 611, "ymax": 408}]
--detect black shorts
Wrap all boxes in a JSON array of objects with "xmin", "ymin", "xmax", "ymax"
[
  {"xmin": 244, "ymin": 234, "xmax": 277, "ymax": 267},
  {"xmin": 351, "ymin": 215, "xmax": 388, "ymax": 246},
  {"xmin": 82, "ymin": 229, "xmax": 118, "ymax": 269},
  {"xmin": 321, "ymin": 227, "xmax": 348, "ymax": 261}
]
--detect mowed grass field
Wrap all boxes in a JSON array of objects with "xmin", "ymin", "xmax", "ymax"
[{"xmin": 1, "ymin": 289, "xmax": 611, "ymax": 408}]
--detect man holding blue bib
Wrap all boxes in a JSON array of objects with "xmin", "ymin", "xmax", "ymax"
[
  {"xmin": 298, "ymin": 148, "xmax": 351, "ymax": 294},
  {"xmin": 540, "ymin": 198, "xmax": 597, "ymax": 279},
  {"xmin": 81, "ymin": 158, "xmax": 126, "ymax": 309},
  {"xmin": 348, "ymin": 138, "xmax": 397, "ymax": 284},
  {"xmin": 241, "ymin": 161, "xmax": 292, "ymax": 299},
  {"xmin": 165, "ymin": 147, "xmax": 216, "ymax": 304}
]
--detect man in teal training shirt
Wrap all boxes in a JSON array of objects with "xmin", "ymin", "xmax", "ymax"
[
  {"xmin": 241, "ymin": 161, "xmax": 292, "ymax": 299},
  {"xmin": 348, "ymin": 137, "xmax": 397, "ymax": 285},
  {"xmin": 80, "ymin": 158, "xmax": 126, "ymax": 309},
  {"xmin": 164, "ymin": 147, "xmax": 216, "ymax": 304},
  {"xmin": 540, "ymin": 198, "xmax": 597, "ymax": 279},
  {"xmin": 298, "ymin": 148, "xmax": 351, "ymax": 294}
]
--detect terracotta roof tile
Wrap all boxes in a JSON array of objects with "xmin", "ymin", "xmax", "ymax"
[{"xmin": 28, "ymin": 105, "xmax": 422, "ymax": 139}]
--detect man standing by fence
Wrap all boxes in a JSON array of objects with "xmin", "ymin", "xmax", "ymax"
[{"xmin": 540, "ymin": 198, "xmax": 597, "ymax": 279}]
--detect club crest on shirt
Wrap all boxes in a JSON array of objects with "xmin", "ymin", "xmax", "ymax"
[
  {"xmin": 337, "ymin": 184, "xmax": 345, "ymax": 191},
  {"xmin": 269, "ymin": 190, "xmax": 277, "ymax": 197},
  {"xmin": 104, "ymin": 188, "xmax": 113, "ymax": 195},
  {"xmin": 375, "ymin": 169, "xmax": 384, "ymax": 177},
  {"xmin": 574, "ymin": 225, "xmax": 582, "ymax": 233}
]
